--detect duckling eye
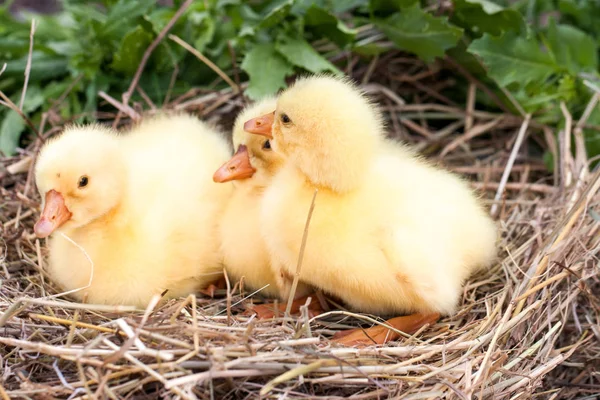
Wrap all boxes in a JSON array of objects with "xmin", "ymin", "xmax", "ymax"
[
  {"xmin": 78, "ymin": 175, "xmax": 89, "ymax": 188},
  {"xmin": 280, "ymin": 113, "xmax": 291, "ymax": 124},
  {"xmin": 262, "ymin": 140, "xmax": 271, "ymax": 150}
]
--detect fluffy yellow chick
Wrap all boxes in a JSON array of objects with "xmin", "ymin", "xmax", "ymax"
[
  {"xmin": 214, "ymin": 98, "xmax": 314, "ymax": 305},
  {"xmin": 34, "ymin": 114, "xmax": 232, "ymax": 307},
  {"xmin": 246, "ymin": 75, "xmax": 497, "ymax": 343}
]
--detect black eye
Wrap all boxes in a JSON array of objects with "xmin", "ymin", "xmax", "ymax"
[
  {"xmin": 262, "ymin": 140, "xmax": 271, "ymax": 150},
  {"xmin": 280, "ymin": 113, "xmax": 291, "ymax": 124},
  {"xmin": 78, "ymin": 176, "xmax": 89, "ymax": 188}
]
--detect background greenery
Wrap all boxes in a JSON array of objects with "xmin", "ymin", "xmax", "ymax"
[{"xmin": 1, "ymin": 0, "xmax": 599, "ymax": 161}]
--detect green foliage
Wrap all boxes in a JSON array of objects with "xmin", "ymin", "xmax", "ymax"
[
  {"xmin": 546, "ymin": 19, "xmax": 598, "ymax": 74},
  {"xmin": 0, "ymin": 111, "xmax": 25, "ymax": 157},
  {"xmin": 374, "ymin": 4, "xmax": 463, "ymax": 63},
  {"xmin": 110, "ymin": 26, "xmax": 154, "ymax": 75},
  {"xmin": 241, "ymin": 43, "xmax": 294, "ymax": 99},
  {"xmin": 451, "ymin": 0, "xmax": 526, "ymax": 36},
  {"xmin": 0, "ymin": 85, "xmax": 44, "ymax": 155},
  {"xmin": 1, "ymin": 0, "xmax": 600, "ymax": 161},
  {"xmin": 276, "ymin": 36, "xmax": 340, "ymax": 74},
  {"xmin": 468, "ymin": 32, "xmax": 558, "ymax": 88},
  {"xmin": 304, "ymin": 6, "xmax": 357, "ymax": 48},
  {"xmin": 465, "ymin": 4, "xmax": 599, "ymax": 129}
]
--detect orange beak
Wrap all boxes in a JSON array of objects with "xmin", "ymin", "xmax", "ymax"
[
  {"xmin": 213, "ymin": 145, "xmax": 256, "ymax": 183},
  {"xmin": 244, "ymin": 112, "xmax": 274, "ymax": 138},
  {"xmin": 34, "ymin": 190, "xmax": 72, "ymax": 238}
]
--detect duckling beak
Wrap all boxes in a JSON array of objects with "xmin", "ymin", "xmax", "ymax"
[
  {"xmin": 34, "ymin": 190, "xmax": 72, "ymax": 238},
  {"xmin": 244, "ymin": 112, "xmax": 274, "ymax": 138},
  {"xmin": 213, "ymin": 145, "xmax": 256, "ymax": 183}
]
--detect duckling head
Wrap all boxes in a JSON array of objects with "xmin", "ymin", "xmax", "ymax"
[
  {"xmin": 245, "ymin": 75, "xmax": 384, "ymax": 193},
  {"xmin": 213, "ymin": 97, "xmax": 285, "ymax": 187},
  {"xmin": 33, "ymin": 125, "xmax": 126, "ymax": 238}
]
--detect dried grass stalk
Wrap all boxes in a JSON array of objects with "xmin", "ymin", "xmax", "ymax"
[{"xmin": 1, "ymin": 51, "xmax": 598, "ymax": 399}]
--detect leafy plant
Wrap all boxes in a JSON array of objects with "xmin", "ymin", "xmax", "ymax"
[{"xmin": 1, "ymin": 0, "xmax": 599, "ymax": 160}]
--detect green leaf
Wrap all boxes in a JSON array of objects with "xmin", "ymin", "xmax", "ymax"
[
  {"xmin": 370, "ymin": 0, "xmax": 419, "ymax": 14},
  {"xmin": 0, "ymin": 37, "xmax": 30, "ymax": 57},
  {"xmin": 452, "ymin": 0, "xmax": 526, "ymax": 36},
  {"xmin": 276, "ymin": 36, "xmax": 340, "ymax": 74},
  {"xmin": 542, "ymin": 151, "xmax": 554, "ymax": 172},
  {"xmin": 3, "ymin": 52, "xmax": 69, "ymax": 81},
  {"xmin": 464, "ymin": 0, "xmax": 504, "ymax": 13},
  {"xmin": 82, "ymin": 76, "xmax": 108, "ymax": 119},
  {"xmin": 33, "ymin": 13, "xmax": 74, "ymax": 41},
  {"xmin": 329, "ymin": 0, "xmax": 366, "ymax": 13},
  {"xmin": 226, "ymin": 3, "xmax": 261, "ymax": 32},
  {"xmin": 241, "ymin": 43, "xmax": 294, "ymax": 100},
  {"xmin": 145, "ymin": 8, "xmax": 176, "ymax": 34},
  {"xmin": 353, "ymin": 42, "xmax": 390, "ymax": 57},
  {"xmin": 558, "ymin": 0, "xmax": 600, "ymax": 37},
  {"xmin": 583, "ymin": 102, "xmax": 600, "ymax": 162},
  {"xmin": 374, "ymin": 4, "xmax": 463, "ymax": 63},
  {"xmin": 46, "ymin": 41, "xmax": 78, "ymax": 57},
  {"xmin": 291, "ymin": 0, "xmax": 365, "ymax": 15},
  {"xmin": 546, "ymin": 20, "xmax": 598, "ymax": 75},
  {"xmin": 42, "ymin": 81, "xmax": 71, "ymax": 102},
  {"xmin": 110, "ymin": 26, "xmax": 154, "ymax": 75},
  {"xmin": 257, "ymin": 0, "xmax": 293, "ymax": 30},
  {"xmin": 103, "ymin": 0, "xmax": 156, "ymax": 37},
  {"xmin": 192, "ymin": 13, "xmax": 216, "ymax": 52},
  {"xmin": 21, "ymin": 85, "xmax": 45, "ymax": 113},
  {"xmin": 304, "ymin": 5, "xmax": 357, "ymax": 48},
  {"xmin": 217, "ymin": 0, "xmax": 241, "ymax": 8},
  {"xmin": 330, "ymin": 0, "xmax": 366, "ymax": 14},
  {"xmin": 555, "ymin": 74, "xmax": 577, "ymax": 103},
  {"xmin": 446, "ymin": 41, "xmax": 488, "ymax": 77},
  {"xmin": 0, "ymin": 7, "xmax": 28, "ymax": 36},
  {"xmin": 64, "ymin": 3, "xmax": 107, "ymax": 26},
  {"xmin": 468, "ymin": 31, "xmax": 559, "ymax": 88},
  {"xmin": 0, "ymin": 77, "xmax": 16, "ymax": 92},
  {"xmin": 205, "ymin": 16, "xmax": 237, "ymax": 66},
  {"xmin": 0, "ymin": 110, "xmax": 25, "ymax": 157},
  {"xmin": 513, "ymin": 76, "xmax": 576, "ymax": 110}
]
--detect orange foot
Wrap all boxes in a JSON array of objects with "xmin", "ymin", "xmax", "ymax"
[
  {"xmin": 199, "ymin": 276, "xmax": 227, "ymax": 298},
  {"xmin": 332, "ymin": 312, "xmax": 441, "ymax": 347},
  {"xmin": 246, "ymin": 293, "xmax": 325, "ymax": 319}
]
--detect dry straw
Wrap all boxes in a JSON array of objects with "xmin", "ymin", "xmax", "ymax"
[{"xmin": 1, "ymin": 19, "xmax": 599, "ymax": 400}]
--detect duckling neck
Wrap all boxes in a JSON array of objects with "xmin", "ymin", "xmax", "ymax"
[
  {"xmin": 294, "ymin": 160, "xmax": 366, "ymax": 194},
  {"xmin": 64, "ymin": 201, "xmax": 127, "ymax": 237},
  {"xmin": 94, "ymin": 201, "xmax": 127, "ymax": 228},
  {"xmin": 234, "ymin": 170, "xmax": 272, "ymax": 192},
  {"xmin": 279, "ymin": 163, "xmax": 354, "ymax": 198},
  {"xmin": 233, "ymin": 180, "xmax": 267, "ymax": 198},
  {"xmin": 289, "ymin": 141, "xmax": 373, "ymax": 194}
]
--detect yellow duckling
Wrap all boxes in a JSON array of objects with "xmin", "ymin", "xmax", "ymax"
[
  {"xmin": 246, "ymin": 75, "xmax": 497, "ymax": 345},
  {"xmin": 34, "ymin": 114, "xmax": 232, "ymax": 307},
  {"xmin": 213, "ymin": 99, "xmax": 315, "ymax": 314}
]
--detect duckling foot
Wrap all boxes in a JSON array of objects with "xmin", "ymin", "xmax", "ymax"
[
  {"xmin": 199, "ymin": 276, "xmax": 227, "ymax": 298},
  {"xmin": 331, "ymin": 312, "xmax": 440, "ymax": 347},
  {"xmin": 246, "ymin": 294, "xmax": 325, "ymax": 320}
]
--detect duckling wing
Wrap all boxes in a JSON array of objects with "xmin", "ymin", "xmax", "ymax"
[{"xmin": 122, "ymin": 115, "xmax": 233, "ymax": 291}]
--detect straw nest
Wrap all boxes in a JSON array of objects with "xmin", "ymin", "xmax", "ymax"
[{"xmin": 1, "ymin": 53, "xmax": 599, "ymax": 400}]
